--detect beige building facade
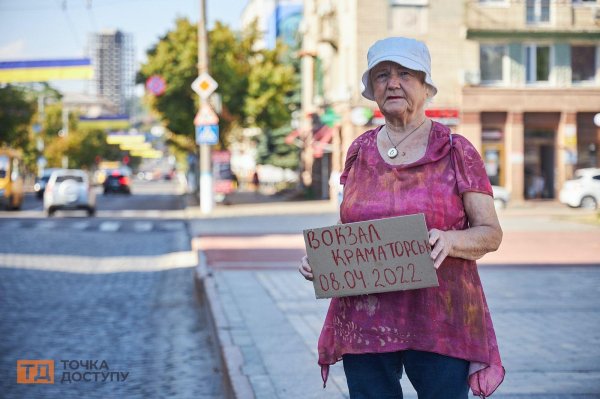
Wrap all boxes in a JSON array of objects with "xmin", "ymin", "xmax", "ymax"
[{"xmin": 300, "ymin": 0, "xmax": 600, "ymax": 201}]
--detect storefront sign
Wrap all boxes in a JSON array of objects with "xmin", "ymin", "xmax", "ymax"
[{"xmin": 303, "ymin": 214, "xmax": 439, "ymax": 299}]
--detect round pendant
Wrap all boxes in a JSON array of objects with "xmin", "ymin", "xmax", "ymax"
[{"xmin": 387, "ymin": 148, "xmax": 398, "ymax": 158}]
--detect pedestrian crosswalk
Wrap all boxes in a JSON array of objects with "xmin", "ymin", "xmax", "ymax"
[{"xmin": 0, "ymin": 219, "xmax": 187, "ymax": 234}]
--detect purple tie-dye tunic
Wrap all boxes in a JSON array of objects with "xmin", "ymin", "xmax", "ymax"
[{"xmin": 318, "ymin": 122, "xmax": 504, "ymax": 397}]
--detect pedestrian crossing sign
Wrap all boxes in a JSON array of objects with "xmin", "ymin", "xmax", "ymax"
[{"xmin": 195, "ymin": 124, "xmax": 219, "ymax": 145}]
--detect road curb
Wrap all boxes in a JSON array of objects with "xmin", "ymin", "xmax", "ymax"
[{"xmin": 193, "ymin": 249, "xmax": 255, "ymax": 399}]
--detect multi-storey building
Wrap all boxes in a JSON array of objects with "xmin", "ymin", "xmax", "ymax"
[
  {"xmin": 300, "ymin": 0, "xmax": 600, "ymax": 202},
  {"xmin": 241, "ymin": 0, "xmax": 303, "ymax": 49},
  {"xmin": 89, "ymin": 30, "xmax": 134, "ymax": 116},
  {"xmin": 463, "ymin": 0, "xmax": 600, "ymax": 199}
]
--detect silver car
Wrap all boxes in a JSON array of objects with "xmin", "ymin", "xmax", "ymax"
[{"xmin": 43, "ymin": 169, "xmax": 96, "ymax": 217}]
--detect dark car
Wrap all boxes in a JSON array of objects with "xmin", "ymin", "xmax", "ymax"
[
  {"xmin": 103, "ymin": 170, "xmax": 131, "ymax": 194},
  {"xmin": 34, "ymin": 168, "xmax": 60, "ymax": 199}
]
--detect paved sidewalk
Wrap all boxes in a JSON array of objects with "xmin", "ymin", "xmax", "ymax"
[{"xmin": 191, "ymin": 198, "xmax": 600, "ymax": 399}]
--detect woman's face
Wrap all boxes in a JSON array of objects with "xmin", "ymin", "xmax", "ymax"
[{"xmin": 370, "ymin": 61, "xmax": 428, "ymax": 121}]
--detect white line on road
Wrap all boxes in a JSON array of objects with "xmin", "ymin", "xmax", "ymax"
[
  {"xmin": 133, "ymin": 221, "xmax": 153, "ymax": 232},
  {"xmin": 71, "ymin": 221, "xmax": 91, "ymax": 230},
  {"xmin": 0, "ymin": 251, "xmax": 198, "ymax": 273},
  {"xmin": 99, "ymin": 221, "xmax": 120, "ymax": 232}
]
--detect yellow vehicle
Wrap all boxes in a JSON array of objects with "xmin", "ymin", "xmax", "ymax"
[{"xmin": 0, "ymin": 148, "xmax": 25, "ymax": 210}]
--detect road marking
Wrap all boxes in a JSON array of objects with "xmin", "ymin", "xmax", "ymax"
[
  {"xmin": 118, "ymin": 210, "xmax": 138, "ymax": 217},
  {"xmin": 133, "ymin": 221, "xmax": 153, "ymax": 232},
  {"xmin": 99, "ymin": 221, "xmax": 120, "ymax": 232},
  {"xmin": 71, "ymin": 221, "xmax": 91, "ymax": 230},
  {"xmin": 160, "ymin": 221, "xmax": 185, "ymax": 231},
  {"xmin": 0, "ymin": 251, "xmax": 198, "ymax": 273}
]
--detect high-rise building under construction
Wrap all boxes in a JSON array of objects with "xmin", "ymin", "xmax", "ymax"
[{"xmin": 90, "ymin": 30, "xmax": 134, "ymax": 115}]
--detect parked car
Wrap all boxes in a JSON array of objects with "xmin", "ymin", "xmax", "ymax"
[
  {"xmin": 103, "ymin": 169, "xmax": 131, "ymax": 194},
  {"xmin": 43, "ymin": 169, "xmax": 96, "ymax": 217},
  {"xmin": 559, "ymin": 168, "xmax": 600, "ymax": 210},
  {"xmin": 492, "ymin": 185, "xmax": 510, "ymax": 210},
  {"xmin": 34, "ymin": 168, "xmax": 60, "ymax": 199}
]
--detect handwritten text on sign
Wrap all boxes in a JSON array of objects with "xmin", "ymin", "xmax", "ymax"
[{"xmin": 303, "ymin": 214, "xmax": 439, "ymax": 298}]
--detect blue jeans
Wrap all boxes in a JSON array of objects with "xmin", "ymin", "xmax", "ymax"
[{"xmin": 342, "ymin": 350, "xmax": 469, "ymax": 399}]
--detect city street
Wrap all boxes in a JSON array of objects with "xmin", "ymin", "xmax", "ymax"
[
  {"xmin": 2, "ymin": 181, "xmax": 600, "ymax": 399},
  {"xmin": 0, "ymin": 180, "xmax": 224, "ymax": 399}
]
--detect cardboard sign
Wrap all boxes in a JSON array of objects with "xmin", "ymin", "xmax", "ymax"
[{"xmin": 303, "ymin": 214, "xmax": 439, "ymax": 299}]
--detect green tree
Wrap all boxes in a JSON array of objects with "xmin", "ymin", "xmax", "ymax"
[
  {"xmin": 256, "ymin": 125, "xmax": 298, "ymax": 169},
  {"xmin": 42, "ymin": 103, "xmax": 123, "ymax": 169},
  {"xmin": 138, "ymin": 18, "xmax": 298, "ymax": 166},
  {"xmin": 0, "ymin": 85, "xmax": 35, "ymax": 149},
  {"xmin": 138, "ymin": 18, "xmax": 197, "ymax": 150}
]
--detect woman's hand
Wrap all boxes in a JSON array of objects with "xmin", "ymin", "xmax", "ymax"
[
  {"xmin": 428, "ymin": 228, "xmax": 454, "ymax": 269},
  {"xmin": 299, "ymin": 255, "xmax": 314, "ymax": 281}
]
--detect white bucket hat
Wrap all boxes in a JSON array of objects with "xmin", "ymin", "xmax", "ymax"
[{"xmin": 361, "ymin": 37, "xmax": 438, "ymax": 101}]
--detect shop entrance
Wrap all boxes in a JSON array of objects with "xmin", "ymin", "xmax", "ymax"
[{"xmin": 524, "ymin": 130, "xmax": 555, "ymax": 199}]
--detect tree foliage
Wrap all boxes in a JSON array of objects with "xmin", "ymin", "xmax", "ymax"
[
  {"xmin": 41, "ymin": 103, "xmax": 122, "ymax": 170},
  {"xmin": 138, "ymin": 18, "xmax": 298, "ymax": 166},
  {"xmin": 0, "ymin": 85, "xmax": 35, "ymax": 150},
  {"xmin": 138, "ymin": 18, "xmax": 198, "ymax": 149},
  {"xmin": 44, "ymin": 126, "xmax": 122, "ymax": 170}
]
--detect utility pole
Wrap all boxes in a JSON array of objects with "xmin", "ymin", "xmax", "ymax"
[
  {"xmin": 61, "ymin": 106, "xmax": 69, "ymax": 168},
  {"xmin": 198, "ymin": 0, "xmax": 214, "ymax": 214}
]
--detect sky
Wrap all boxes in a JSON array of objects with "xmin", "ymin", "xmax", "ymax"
[{"xmin": 0, "ymin": 0, "xmax": 248, "ymax": 92}]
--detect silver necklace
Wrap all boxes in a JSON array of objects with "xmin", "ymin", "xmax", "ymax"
[{"xmin": 385, "ymin": 119, "xmax": 427, "ymax": 159}]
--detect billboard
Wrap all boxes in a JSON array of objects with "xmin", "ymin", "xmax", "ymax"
[{"xmin": 0, "ymin": 58, "xmax": 93, "ymax": 83}]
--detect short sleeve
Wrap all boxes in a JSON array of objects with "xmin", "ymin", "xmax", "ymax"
[
  {"xmin": 339, "ymin": 139, "xmax": 361, "ymax": 185},
  {"xmin": 450, "ymin": 135, "xmax": 493, "ymax": 196}
]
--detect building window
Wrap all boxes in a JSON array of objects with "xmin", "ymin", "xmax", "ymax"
[
  {"xmin": 526, "ymin": 0, "xmax": 550, "ymax": 24},
  {"xmin": 389, "ymin": 4, "xmax": 428, "ymax": 35},
  {"xmin": 571, "ymin": 0, "xmax": 596, "ymax": 5},
  {"xmin": 480, "ymin": 45, "xmax": 505, "ymax": 83},
  {"xmin": 571, "ymin": 46, "xmax": 597, "ymax": 82},
  {"xmin": 525, "ymin": 45, "xmax": 551, "ymax": 83}
]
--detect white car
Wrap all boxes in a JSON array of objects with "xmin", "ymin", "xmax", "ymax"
[
  {"xmin": 559, "ymin": 168, "xmax": 600, "ymax": 210},
  {"xmin": 43, "ymin": 169, "xmax": 96, "ymax": 217}
]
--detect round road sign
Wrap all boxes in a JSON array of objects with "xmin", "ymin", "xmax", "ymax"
[{"xmin": 146, "ymin": 75, "xmax": 166, "ymax": 96}]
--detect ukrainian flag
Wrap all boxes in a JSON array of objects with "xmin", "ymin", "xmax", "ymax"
[{"xmin": 0, "ymin": 58, "xmax": 94, "ymax": 83}]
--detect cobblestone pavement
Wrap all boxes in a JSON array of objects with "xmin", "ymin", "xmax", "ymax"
[
  {"xmin": 0, "ymin": 218, "xmax": 224, "ymax": 399},
  {"xmin": 206, "ymin": 263, "xmax": 600, "ymax": 399},
  {"xmin": 193, "ymin": 202, "xmax": 600, "ymax": 399}
]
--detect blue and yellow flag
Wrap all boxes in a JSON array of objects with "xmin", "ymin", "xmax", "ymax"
[{"xmin": 0, "ymin": 58, "xmax": 94, "ymax": 83}]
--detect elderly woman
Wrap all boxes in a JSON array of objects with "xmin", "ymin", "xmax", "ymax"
[{"xmin": 300, "ymin": 37, "xmax": 505, "ymax": 398}]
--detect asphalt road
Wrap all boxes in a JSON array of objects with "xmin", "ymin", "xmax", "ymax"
[{"xmin": 0, "ymin": 180, "xmax": 224, "ymax": 399}]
